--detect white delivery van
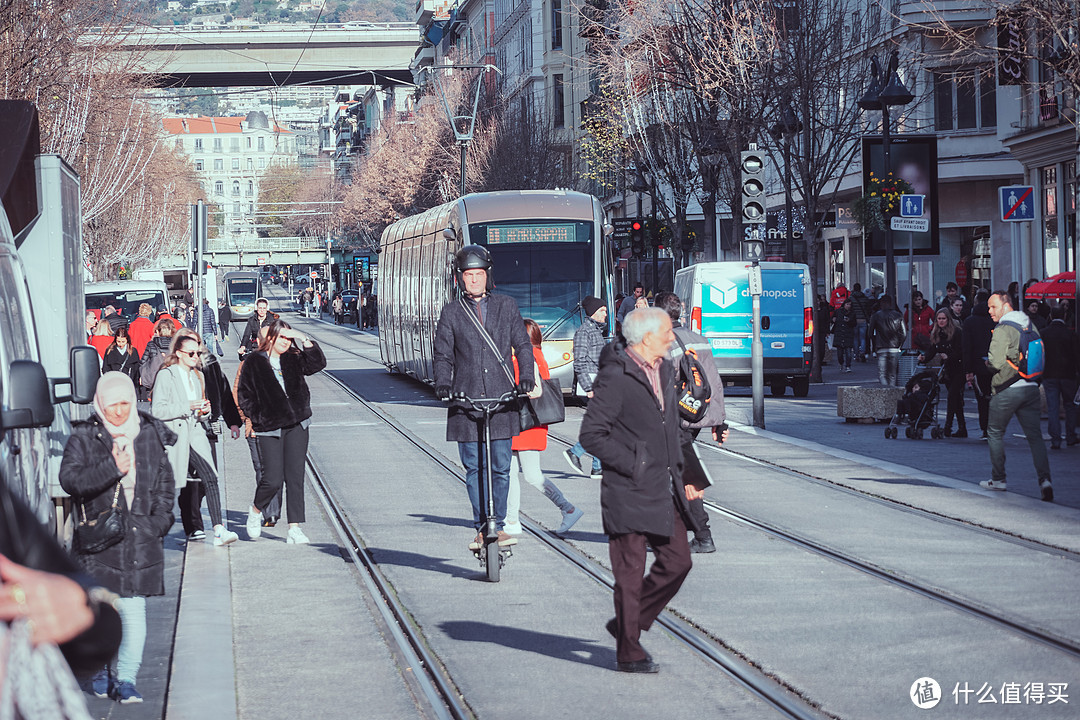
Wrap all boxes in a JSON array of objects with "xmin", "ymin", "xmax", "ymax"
[
  {"xmin": 674, "ymin": 261, "xmax": 814, "ymax": 397},
  {"xmin": 85, "ymin": 280, "xmax": 170, "ymax": 324}
]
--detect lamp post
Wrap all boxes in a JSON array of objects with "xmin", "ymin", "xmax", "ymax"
[
  {"xmin": 429, "ymin": 64, "xmax": 501, "ymax": 197},
  {"xmin": 858, "ymin": 50, "xmax": 914, "ymax": 301},
  {"xmin": 770, "ymin": 102, "xmax": 802, "ymax": 263}
]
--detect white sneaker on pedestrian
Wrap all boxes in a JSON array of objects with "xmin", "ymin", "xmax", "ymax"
[
  {"xmin": 213, "ymin": 526, "xmax": 239, "ymax": 546},
  {"xmin": 286, "ymin": 525, "xmax": 310, "ymax": 544},
  {"xmin": 502, "ymin": 521, "xmax": 523, "ymax": 536},
  {"xmin": 980, "ymin": 479, "xmax": 1007, "ymax": 491},
  {"xmin": 246, "ymin": 508, "xmax": 263, "ymax": 539},
  {"xmin": 557, "ymin": 507, "xmax": 584, "ymax": 534}
]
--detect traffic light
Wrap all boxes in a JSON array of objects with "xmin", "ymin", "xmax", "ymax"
[
  {"xmin": 631, "ymin": 219, "xmax": 644, "ymax": 256},
  {"xmin": 741, "ymin": 150, "xmax": 766, "ymax": 224}
]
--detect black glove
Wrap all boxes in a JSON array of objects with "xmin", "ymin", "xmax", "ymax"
[
  {"xmin": 515, "ymin": 381, "xmax": 532, "ymax": 396},
  {"xmin": 436, "ymin": 386, "xmax": 451, "ymax": 401}
]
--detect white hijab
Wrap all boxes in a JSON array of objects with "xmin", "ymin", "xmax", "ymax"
[{"xmin": 92, "ymin": 371, "xmax": 140, "ymax": 506}]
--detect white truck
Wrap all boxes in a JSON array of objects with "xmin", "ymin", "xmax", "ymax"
[{"xmin": 0, "ymin": 100, "xmax": 98, "ymax": 529}]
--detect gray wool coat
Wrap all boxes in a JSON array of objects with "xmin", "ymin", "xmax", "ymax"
[{"xmin": 433, "ymin": 294, "xmax": 535, "ymax": 442}]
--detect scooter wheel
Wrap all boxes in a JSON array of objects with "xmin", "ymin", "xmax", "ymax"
[{"xmin": 485, "ymin": 541, "xmax": 501, "ymax": 582}]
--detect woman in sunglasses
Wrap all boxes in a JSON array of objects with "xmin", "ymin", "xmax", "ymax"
[
  {"xmin": 150, "ymin": 333, "xmax": 238, "ymax": 546},
  {"xmin": 237, "ymin": 319, "xmax": 326, "ymax": 544}
]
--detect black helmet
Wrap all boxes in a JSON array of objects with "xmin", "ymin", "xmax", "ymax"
[{"xmin": 454, "ymin": 245, "xmax": 493, "ymax": 292}]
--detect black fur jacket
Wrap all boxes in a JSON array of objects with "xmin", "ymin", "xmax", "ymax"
[{"xmin": 236, "ymin": 342, "xmax": 326, "ymax": 432}]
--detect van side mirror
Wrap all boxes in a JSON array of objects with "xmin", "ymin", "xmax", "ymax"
[
  {"xmin": 48, "ymin": 346, "xmax": 100, "ymax": 404},
  {"xmin": 1, "ymin": 360, "xmax": 55, "ymax": 430}
]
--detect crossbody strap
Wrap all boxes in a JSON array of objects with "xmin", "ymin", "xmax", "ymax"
[
  {"xmin": 80, "ymin": 482, "xmax": 122, "ymax": 524},
  {"xmin": 459, "ymin": 297, "xmax": 517, "ymax": 387}
]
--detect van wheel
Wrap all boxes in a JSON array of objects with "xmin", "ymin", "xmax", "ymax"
[
  {"xmin": 770, "ymin": 381, "xmax": 786, "ymax": 397},
  {"xmin": 791, "ymin": 377, "xmax": 810, "ymax": 397}
]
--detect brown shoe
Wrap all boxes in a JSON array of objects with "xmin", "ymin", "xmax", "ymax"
[{"xmin": 497, "ymin": 531, "xmax": 518, "ymax": 547}]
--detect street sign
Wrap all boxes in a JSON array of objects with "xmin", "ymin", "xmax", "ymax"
[
  {"xmin": 890, "ymin": 216, "xmax": 930, "ymax": 233},
  {"xmin": 955, "ymin": 260, "xmax": 968, "ymax": 287},
  {"xmin": 256, "ymin": 257, "xmax": 267, "ymax": 265},
  {"xmin": 999, "ymin": 185, "xmax": 1035, "ymax": 222},
  {"xmin": 899, "ymin": 194, "xmax": 924, "ymax": 217},
  {"xmin": 611, "ymin": 217, "xmax": 638, "ymax": 246},
  {"xmin": 742, "ymin": 239, "xmax": 765, "ymax": 262},
  {"xmin": 309, "ymin": 271, "xmax": 319, "ymax": 279}
]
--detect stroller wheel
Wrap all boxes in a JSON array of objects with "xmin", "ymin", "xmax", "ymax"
[
  {"xmin": 916, "ymin": 428, "xmax": 924, "ymax": 440},
  {"xmin": 930, "ymin": 427, "xmax": 941, "ymax": 439},
  {"xmin": 884, "ymin": 427, "xmax": 891, "ymax": 439},
  {"xmin": 905, "ymin": 426, "xmax": 914, "ymax": 439}
]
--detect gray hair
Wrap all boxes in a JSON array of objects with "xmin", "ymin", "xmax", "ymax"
[{"xmin": 622, "ymin": 307, "xmax": 668, "ymax": 345}]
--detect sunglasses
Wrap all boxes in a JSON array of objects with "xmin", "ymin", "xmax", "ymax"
[{"xmin": 179, "ymin": 349, "xmax": 200, "ymax": 358}]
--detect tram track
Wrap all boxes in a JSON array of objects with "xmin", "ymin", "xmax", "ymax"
[{"xmin": 312, "ymin": 367, "xmax": 824, "ymax": 720}]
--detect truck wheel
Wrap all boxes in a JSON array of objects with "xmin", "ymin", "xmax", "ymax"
[
  {"xmin": 791, "ymin": 377, "xmax": 810, "ymax": 397},
  {"xmin": 770, "ymin": 381, "xmax": 786, "ymax": 397}
]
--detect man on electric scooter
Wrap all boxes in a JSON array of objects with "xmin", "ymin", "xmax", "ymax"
[{"xmin": 434, "ymin": 245, "xmax": 535, "ymax": 552}]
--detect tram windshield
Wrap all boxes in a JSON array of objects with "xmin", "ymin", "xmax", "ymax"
[
  {"xmin": 470, "ymin": 221, "xmax": 595, "ymax": 340},
  {"xmin": 227, "ymin": 278, "xmax": 258, "ymax": 305}
]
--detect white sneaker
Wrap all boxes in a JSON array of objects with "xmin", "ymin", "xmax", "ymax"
[
  {"xmin": 213, "ymin": 526, "xmax": 239, "ymax": 546},
  {"xmin": 502, "ymin": 521, "xmax": 523, "ymax": 536},
  {"xmin": 286, "ymin": 526, "xmax": 310, "ymax": 544},
  {"xmin": 980, "ymin": 479, "xmax": 1007, "ymax": 491},
  {"xmin": 246, "ymin": 508, "xmax": 263, "ymax": 539}
]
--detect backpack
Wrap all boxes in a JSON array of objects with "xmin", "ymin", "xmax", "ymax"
[
  {"xmin": 140, "ymin": 344, "xmax": 166, "ymax": 390},
  {"xmin": 999, "ymin": 320, "xmax": 1045, "ymax": 386},
  {"xmin": 673, "ymin": 335, "xmax": 711, "ymax": 423}
]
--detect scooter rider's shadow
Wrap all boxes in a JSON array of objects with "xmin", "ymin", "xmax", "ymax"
[
  {"xmin": 366, "ymin": 547, "xmax": 479, "ymax": 580},
  {"xmin": 438, "ymin": 620, "xmax": 615, "ymax": 669}
]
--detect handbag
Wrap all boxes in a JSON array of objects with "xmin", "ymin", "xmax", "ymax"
[
  {"xmin": 519, "ymin": 377, "xmax": 566, "ymax": 431},
  {"xmin": 73, "ymin": 483, "xmax": 126, "ymax": 554}
]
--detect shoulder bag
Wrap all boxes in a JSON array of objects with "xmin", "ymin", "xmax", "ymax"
[{"xmin": 73, "ymin": 482, "xmax": 126, "ymax": 555}]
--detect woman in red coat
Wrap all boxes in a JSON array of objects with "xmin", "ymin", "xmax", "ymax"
[{"xmin": 504, "ymin": 318, "xmax": 585, "ymax": 536}]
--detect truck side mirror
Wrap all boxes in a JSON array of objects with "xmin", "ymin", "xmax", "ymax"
[
  {"xmin": 1, "ymin": 360, "xmax": 55, "ymax": 430},
  {"xmin": 69, "ymin": 346, "xmax": 100, "ymax": 404}
]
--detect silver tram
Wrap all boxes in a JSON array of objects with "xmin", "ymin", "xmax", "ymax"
[
  {"xmin": 378, "ymin": 190, "xmax": 615, "ymax": 388},
  {"xmin": 222, "ymin": 270, "xmax": 262, "ymax": 323}
]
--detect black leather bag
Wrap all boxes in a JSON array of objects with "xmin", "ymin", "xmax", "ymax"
[
  {"xmin": 519, "ymin": 377, "xmax": 566, "ymax": 431},
  {"xmin": 73, "ymin": 483, "xmax": 126, "ymax": 554}
]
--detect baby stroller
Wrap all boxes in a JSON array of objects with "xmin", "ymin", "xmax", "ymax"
[{"xmin": 884, "ymin": 366, "xmax": 945, "ymax": 439}]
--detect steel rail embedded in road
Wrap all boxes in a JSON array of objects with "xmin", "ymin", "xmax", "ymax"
[
  {"xmin": 315, "ymin": 369, "xmax": 824, "ymax": 720},
  {"xmin": 305, "ymin": 454, "xmax": 473, "ymax": 720}
]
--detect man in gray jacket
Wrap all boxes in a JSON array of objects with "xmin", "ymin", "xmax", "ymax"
[
  {"xmin": 434, "ymin": 245, "xmax": 535, "ymax": 550},
  {"xmin": 655, "ymin": 292, "xmax": 729, "ymax": 553},
  {"xmin": 565, "ymin": 295, "xmax": 607, "ymax": 479},
  {"xmin": 980, "ymin": 291, "xmax": 1052, "ymax": 501}
]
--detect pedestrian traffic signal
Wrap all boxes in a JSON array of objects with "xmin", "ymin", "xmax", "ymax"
[
  {"xmin": 741, "ymin": 150, "xmax": 766, "ymax": 224},
  {"xmin": 631, "ymin": 219, "xmax": 644, "ymax": 256}
]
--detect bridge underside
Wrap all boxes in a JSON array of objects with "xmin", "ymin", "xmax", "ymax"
[
  {"xmin": 207, "ymin": 249, "xmax": 329, "ymax": 267},
  {"xmin": 151, "ymin": 68, "xmax": 414, "ymax": 88}
]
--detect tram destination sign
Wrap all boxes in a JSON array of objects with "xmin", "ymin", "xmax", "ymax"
[{"xmin": 487, "ymin": 223, "xmax": 578, "ymax": 244}]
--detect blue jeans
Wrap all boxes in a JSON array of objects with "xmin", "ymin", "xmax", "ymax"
[
  {"xmin": 854, "ymin": 321, "xmax": 868, "ymax": 358},
  {"xmin": 987, "ymin": 384, "xmax": 1051, "ymax": 484},
  {"xmin": 1043, "ymin": 378, "xmax": 1079, "ymax": 444},
  {"xmin": 114, "ymin": 596, "xmax": 146, "ymax": 684},
  {"xmin": 571, "ymin": 441, "xmax": 602, "ymax": 473},
  {"xmin": 458, "ymin": 438, "xmax": 512, "ymax": 531}
]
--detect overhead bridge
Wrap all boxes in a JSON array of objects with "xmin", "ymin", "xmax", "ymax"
[
  {"xmin": 88, "ymin": 24, "xmax": 419, "ymax": 87},
  {"xmin": 206, "ymin": 236, "xmax": 328, "ymax": 267}
]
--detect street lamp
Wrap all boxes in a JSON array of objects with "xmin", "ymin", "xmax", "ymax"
[
  {"xmin": 428, "ymin": 64, "xmax": 501, "ymax": 197},
  {"xmin": 770, "ymin": 101, "xmax": 802, "ymax": 263},
  {"xmin": 858, "ymin": 50, "xmax": 913, "ymax": 302}
]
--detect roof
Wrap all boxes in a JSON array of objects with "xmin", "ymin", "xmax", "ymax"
[{"xmin": 161, "ymin": 116, "xmax": 292, "ymax": 135}]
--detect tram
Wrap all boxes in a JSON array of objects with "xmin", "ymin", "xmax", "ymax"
[
  {"xmin": 379, "ymin": 190, "xmax": 615, "ymax": 388},
  {"xmin": 222, "ymin": 270, "xmax": 262, "ymax": 323}
]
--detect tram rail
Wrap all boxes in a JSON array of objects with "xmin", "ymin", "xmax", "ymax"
[{"xmin": 314, "ymin": 368, "xmax": 824, "ymax": 720}]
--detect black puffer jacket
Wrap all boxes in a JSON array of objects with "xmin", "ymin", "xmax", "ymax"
[
  {"xmin": 579, "ymin": 342, "xmax": 696, "ymax": 536},
  {"xmin": 59, "ymin": 412, "xmax": 176, "ymax": 598},
  {"xmin": 236, "ymin": 342, "xmax": 326, "ymax": 432}
]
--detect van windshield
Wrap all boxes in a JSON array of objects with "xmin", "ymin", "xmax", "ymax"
[{"xmin": 86, "ymin": 290, "xmax": 167, "ymax": 320}]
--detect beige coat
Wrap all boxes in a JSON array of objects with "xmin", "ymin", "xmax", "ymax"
[{"xmin": 151, "ymin": 364, "xmax": 214, "ymax": 486}]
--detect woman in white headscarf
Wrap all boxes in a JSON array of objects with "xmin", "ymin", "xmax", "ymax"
[{"xmin": 60, "ymin": 372, "xmax": 176, "ymax": 704}]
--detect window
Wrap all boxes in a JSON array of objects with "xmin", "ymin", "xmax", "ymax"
[
  {"xmin": 247, "ymin": 137, "xmax": 252, "ymax": 149},
  {"xmin": 258, "ymin": 157, "xmax": 266, "ymax": 169},
  {"xmin": 258, "ymin": 136, "xmax": 265, "ymax": 151},
  {"xmin": 213, "ymin": 158, "xmax": 223, "ymax": 171},
  {"xmin": 247, "ymin": 158, "xmax": 253, "ymax": 170},
  {"xmin": 246, "ymin": 180, "xmax": 253, "ymax": 196},
  {"xmin": 551, "ymin": 0, "xmax": 562, "ymax": 50},
  {"xmin": 214, "ymin": 180, "xmax": 223, "ymax": 195},
  {"xmin": 1043, "ymin": 165, "xmax": 1059, "ymax": 275},
  {"xmin": 213, "ymin": 138, "xmax": 222, "ymax": 152},
  {"xmin": 553, "ymin": 74, "xmax": 565, "ymax": 128},
  {"xmin": 233, "ymin": 202, "xmax": 241, "ymax": 214},
  {"xmin": 194, "ymin": 138, "xmax": 203, "ymax": 153},
  {"xmin": 232, "ymin": 180, "xmax": 240, "ymax": 196},
  {"xmin": 232, "ymin": 157, "xmax": 240, "ymax": 170},
  {"xmin": 230, "ymin": 138, "xmax": 240, "ymax": 152},
  {"xmin": 195, "ymin": 159, "xmax": 204, "ymax": 171},
  {"xmin": 175, "ymin": 138, "xmax": 183, "ymax": 151},
  {"xmin": 933, "ymin": 69, "xmax": 996, "ymax": 131}
]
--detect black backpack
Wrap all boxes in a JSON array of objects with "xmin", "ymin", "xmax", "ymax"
[{"xmin": 674, "ymin": 335, "xmax": 711, "ymax": 423}]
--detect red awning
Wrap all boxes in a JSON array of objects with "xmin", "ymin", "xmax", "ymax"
[{"xmin": 1024, "ymin": 271, "xmax": 1076, "ymax": 300}]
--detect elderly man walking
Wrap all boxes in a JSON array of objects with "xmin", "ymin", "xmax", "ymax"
[{"xmin": 580, "ymin": 307, "xmax": 706, "ymax": 674}]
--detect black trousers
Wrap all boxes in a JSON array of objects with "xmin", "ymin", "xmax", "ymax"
[
  {"xmin": 681, "ymin": 434, "xmax": 710, "ymax": 536},
  {"xmin": 608, "ymin": 503, "xmax": 692, "ymax": 663},
  {"xmin": 178, "ymin": 449, "xmax": 224, "ymax": 532},
  {"xmin": 254, "ymin": 424, "xmax": 308, "ymax": 524}
]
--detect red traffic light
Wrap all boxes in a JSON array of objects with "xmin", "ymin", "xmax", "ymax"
[{"xmin": 631, "ymin": 221, "xmax": 642, "ymax": 231}]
